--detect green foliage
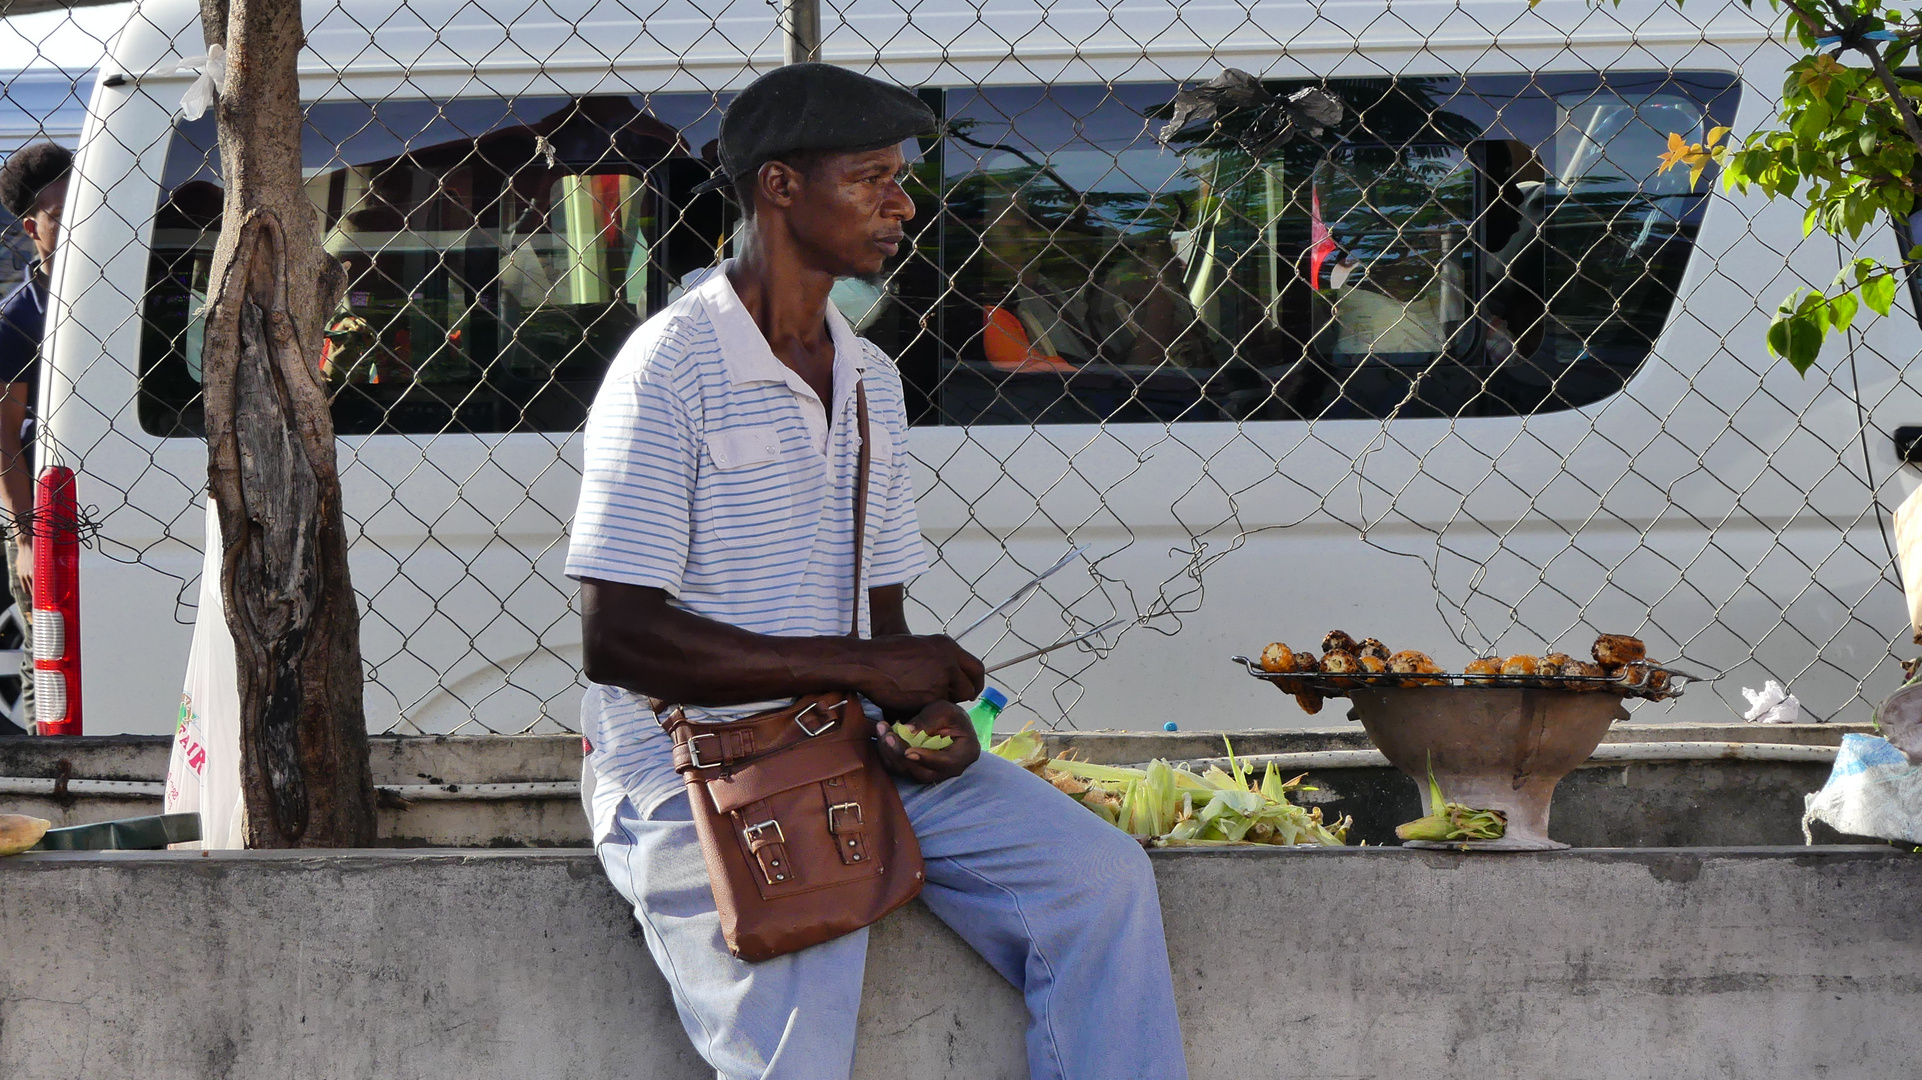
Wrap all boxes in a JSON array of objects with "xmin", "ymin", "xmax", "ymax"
[{"xmin": 1582, "ymin": 0, "xmax": 1922, "ymax": 373}]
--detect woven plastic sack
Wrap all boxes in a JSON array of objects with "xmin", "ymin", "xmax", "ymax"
[
  {"xmin": 1802, "ymin": 734, "xmax": 1922, "ymax": 846},
  {"xmin": 162, "ymin": 500, "xmax": 244, "ymax": 848}
]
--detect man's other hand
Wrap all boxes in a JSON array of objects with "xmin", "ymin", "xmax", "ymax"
[
  {"xmin": 875, "ymin": 701, "xmax": 978, "ymax": 783},
  {"xmin": 860, "ymin": 634, "xmax": 985, "ymax": 713},
  {"xmin": 13, "ymin": 537, "xmax": 29, "ymax": 595}
]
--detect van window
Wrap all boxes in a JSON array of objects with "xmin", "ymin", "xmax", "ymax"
[
  {"xmin": 138, "ymin": 76, "xmax": 1735, "ymax": 435},
  {"xmin": 927, "ymin": 73, "xmax": 1738, "ymax": 424},
  {"xmin": 139, "ymin": 94, "xmax": 732, "ymax": 436}
]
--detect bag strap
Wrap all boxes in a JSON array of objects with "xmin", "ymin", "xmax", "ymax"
[{"xmin": 851, "ymin": 381, "xmax": 871, "ymax": 638}]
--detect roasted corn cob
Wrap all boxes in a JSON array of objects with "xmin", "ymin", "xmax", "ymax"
[{"xmin": 0, "ymin": 815, "xmax": 51, "ymax": 856}]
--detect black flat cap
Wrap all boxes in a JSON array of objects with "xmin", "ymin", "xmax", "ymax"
[{"xmin": 696, "ymin": 64, "xmax": 936, "ymax": 194}]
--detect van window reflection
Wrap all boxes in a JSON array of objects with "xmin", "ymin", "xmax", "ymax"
[
  {"xmin": 138, "ymin": 94, "xmax": 732, "ymax": 437},
  {"xmin": 933, "ymin": 73, "xmax": 1737, "ymax": 425}
]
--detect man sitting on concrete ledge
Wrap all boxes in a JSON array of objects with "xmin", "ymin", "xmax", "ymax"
[{"xmin": 565, "ymin": 64, "xmax": 1188, "ymax": 1080}]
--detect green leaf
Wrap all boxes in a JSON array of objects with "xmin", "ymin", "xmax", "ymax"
[
  {"xmin": 1828, "ymin": 289, "xmax": 1859, "ymax": 330},
  {"xmin": 1788, "ymin": 313, "xmax": 1826, "ymax": 374},
  {"xmin": 1768, "ymin": 298, "xmax": 1829, "ymax": 375},
  {"xmin": 1864, "ymin": 272, "xmax": 1898, "ymax": 317}
]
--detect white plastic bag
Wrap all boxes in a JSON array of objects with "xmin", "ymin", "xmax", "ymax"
[
  {"xmin": 1802, "ymin": 734, "xmax": 1922, "ymax": 845},
  {"xmin": 175, "ymin": 45, "xmax": 226, "ymax": 121},
  {"xmin": 163, "ymin": 499, "xmax": 244, "ymax": 848},
  {"xmin": 1741, "ymin": 680, "xmax": 1803, "ymax": 724}
]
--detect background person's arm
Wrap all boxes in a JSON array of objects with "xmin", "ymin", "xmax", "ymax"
[{"xmin": 0, "ymin": 382, "xmax": 33, "ymax": 589}]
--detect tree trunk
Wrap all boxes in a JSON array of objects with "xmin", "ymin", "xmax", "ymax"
[{"xmin": 197, "ymin": 0, "xmax": 376, "ymax": 847}]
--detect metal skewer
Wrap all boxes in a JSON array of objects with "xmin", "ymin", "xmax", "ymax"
[
  {"xmin": 983, "ymin": 617, "xmax": 1128, "ymax": 674},
  {"xmin": 952, "ymin": 544, "xmax": 1090, "ymax": 642}
]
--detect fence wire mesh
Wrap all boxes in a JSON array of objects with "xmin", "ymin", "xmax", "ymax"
[{"xmin": 1, "ymin": 0, "xmax": 1916, "ymax": 735}]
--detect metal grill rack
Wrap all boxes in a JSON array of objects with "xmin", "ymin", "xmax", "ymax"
[{"xmin": 1229, "ymin": 655, "xmax": 1702, "ymax": 700}]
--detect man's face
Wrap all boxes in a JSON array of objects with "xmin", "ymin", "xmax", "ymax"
[
  {"xmin": 774, "ymin": 146, "xmax": 915, "ymax": 279},
  {"xmin": 22, "ymin": 176, "xmax": 67, "ymax": 264}
]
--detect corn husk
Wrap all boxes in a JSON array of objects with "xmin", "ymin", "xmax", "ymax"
[
  {"xmin": 986, "ymin": 733, "xmax": 1350, "ymax": 848},
  {"xmin": 988, "ymin": 727, "xmax": 1048, "ymax": 772},
  {"xmin": 891, "ymin": 722, "xmax": 954, "ymax": 750},
  {"xmin": 1394, "ymin": 761, "xmax": 1506, "ymax": 842},
  {"xmin": 1049, "ymin": 757, "xmax": 1149, "ymax": 788}
]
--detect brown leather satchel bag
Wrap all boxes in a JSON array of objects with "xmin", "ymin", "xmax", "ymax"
[{"xmin": 658, "ymin": 384, "xmax": 924, "ymax": 961}]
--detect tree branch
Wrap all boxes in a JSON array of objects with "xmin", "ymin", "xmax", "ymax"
[
  {"xmin": 1858, "ymin": 46, "xmax": 1922, "ymax": 158},
  {"xmin": 1804, "ymin": 0, "xmax": 1922, "ymax": 156}
]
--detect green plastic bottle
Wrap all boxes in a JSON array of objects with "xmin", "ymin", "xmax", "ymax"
[{"xmin": 966, "ymin": 687, "xmax": 1009, "ymax": 746}]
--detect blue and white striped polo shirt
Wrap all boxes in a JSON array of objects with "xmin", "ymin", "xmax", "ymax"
[{"xmin": 566, "ymin": 263, "xmax": 929, "ymax": 809}]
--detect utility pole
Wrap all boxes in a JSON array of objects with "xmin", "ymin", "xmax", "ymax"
[{"xmin": 783, "ymin": 0, "xmax": 821, "ymax": 64}]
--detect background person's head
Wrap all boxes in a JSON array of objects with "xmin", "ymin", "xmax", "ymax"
[
  {"xmin": 714, "ymin": 64, "xmax": 935, "ymax": 279},
  {"xmin": 0, "ymin": 143, "xmax": 74, "ymax": 265}
]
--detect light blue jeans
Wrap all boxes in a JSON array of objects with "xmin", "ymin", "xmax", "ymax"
[{"xmin": 590, "ymin": 750, "xmax": 1189, "ymax": 1080}]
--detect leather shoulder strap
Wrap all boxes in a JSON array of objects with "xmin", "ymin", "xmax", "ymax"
[{"xmin": 851, "ymin": 381, "xmax": 871, "ymax": 638}]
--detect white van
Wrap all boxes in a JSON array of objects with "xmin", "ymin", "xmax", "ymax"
[
  {"xmin": 0, "ymin": 61, "xmax": 97, "ymax": 730},
  {"xmin": 41, "ymin": 0, "xmax": 1920, "ymax": 735}
]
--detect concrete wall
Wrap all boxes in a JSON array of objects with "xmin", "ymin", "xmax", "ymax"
[{"xmin": 2, "ymin": 846, "xmax": 1918, "ymax": 1079}]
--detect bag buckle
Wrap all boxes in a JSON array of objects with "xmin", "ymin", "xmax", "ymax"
[
  {"xmin": 827, "ymin": 801, "xmax": 863, "ymax": 834},
  {"xmin": 686, "ymin": 732, "xmax": 721, "ymax": 769},
  {"xmin": 742, "ymin": 819, "xmax": 785, "ymax": 847},
  {"xmin": 794, "ymin": 698, "xmax": 848, "ymax": 737}
]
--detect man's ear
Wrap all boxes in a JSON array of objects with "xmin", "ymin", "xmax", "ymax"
[
  {"xmin": 757, "ymin": 160, "xmax": 804, "ymax": 213},
  {"xmin": 18, "ymin": 216, "xmax": 39, "ymax": 244}
]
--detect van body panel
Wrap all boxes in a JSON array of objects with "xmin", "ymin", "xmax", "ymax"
[{"xmin": 43, "ymin": 0, "xmax": 1910, "ymax": 733}]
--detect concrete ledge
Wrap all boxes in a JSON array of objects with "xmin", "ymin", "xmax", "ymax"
[
  {"xmin": 0, "ymin": 724, "xmax": 1871, "ymax": 782},
  {"xmin": 1044, "ymin": 722, "xmax": 1870, "ymax": 763},
  {"xmin": 0, "ymin": 726, "xmax": 1880, "ymax": 847},
  {"xmin": 2, "ymin": 846, "xmax": 1918, "ymax": 1078}
]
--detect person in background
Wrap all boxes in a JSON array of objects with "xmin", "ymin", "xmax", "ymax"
[{"xmin": 0, "ymin": 142, "xmax": 70, "ymax": 735}]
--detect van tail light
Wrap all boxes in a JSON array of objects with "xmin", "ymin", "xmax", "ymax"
[{"xmin": 32, "ymin": 466, "xmax": 81, "ymax": 736}]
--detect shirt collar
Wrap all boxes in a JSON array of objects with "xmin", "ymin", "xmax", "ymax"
[{"xmin": 696, "ymin": 260, "xmax": 870, "ymax": 400}]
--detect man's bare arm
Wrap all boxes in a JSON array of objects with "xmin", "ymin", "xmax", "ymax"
[
  {"xmin": 869, "ymin": 583, "xmax": 911, "ymax": 637},
  {"xmin": 580, "ymin": 579, "xmax": 982, "ymax": 714}
]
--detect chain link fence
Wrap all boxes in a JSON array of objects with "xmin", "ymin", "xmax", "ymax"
[{"xmin": 1, "ymin": 0, "xmax": 1916, "ymax": 735}]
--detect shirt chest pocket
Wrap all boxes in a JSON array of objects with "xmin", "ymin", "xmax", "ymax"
[
  {"xmin": 865, "ymin": 421, "xmax": 895, "ymax": 468},
  {"xmin": 703, "ymin": 426, "xmax": 795, "ymax": 548}
]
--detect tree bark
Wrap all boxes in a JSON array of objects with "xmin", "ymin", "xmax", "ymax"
[{"xmin": 198, "ymin": 0, "xmax": 376, "ymax": 847}]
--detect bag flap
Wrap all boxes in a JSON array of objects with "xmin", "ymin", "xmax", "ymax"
[{"xmin": 704, "ymin": 734, "xmax": 864, "ymax": 815}]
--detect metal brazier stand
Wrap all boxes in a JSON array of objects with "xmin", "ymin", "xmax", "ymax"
[
  {"xmin": 1347, "ymin": 687, "xmax": 1627, "ymax": 851},
  {"xmin": 1231, "ymin": 657, "xmax": 1667, "ymax": 851}
]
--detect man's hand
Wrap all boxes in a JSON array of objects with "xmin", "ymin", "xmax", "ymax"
[
  {"xmin": 12, "ymin": 536, "xmax": 29, "ymax": 595},
  {"xmin": 875, "ymin": 700, "xmax": 979, "ymax": 783},
  {"xmin": 858, "ymin": 634, "xmax": 984, "ymax": 714}
]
